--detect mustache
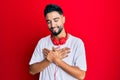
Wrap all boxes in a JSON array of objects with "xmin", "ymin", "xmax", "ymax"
[
  {"xmin": 50, "ymin": 27, "xmax": 55, "ymax": 29},
  {"xmin": 50, "ymin": 26, "xmax": 59, "ymax": 29}
]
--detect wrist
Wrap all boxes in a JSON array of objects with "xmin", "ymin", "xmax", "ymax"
[
  {"xmin": 53, "ymin": 58, "xmax": 62, "ymax": 66},
  {"xmin": 46, "ymin": 57, "xmax": 52, "ymax": 63}
]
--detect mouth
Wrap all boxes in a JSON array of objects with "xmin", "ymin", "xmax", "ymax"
[
  {"xmin": 51, "ymin": 27, "xmax": 58, "ymax": 32},
  {"xmin": 49, "ymin": 26, "xmax": 63, "ymax": 35}
]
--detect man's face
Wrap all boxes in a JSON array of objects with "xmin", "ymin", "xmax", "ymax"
[{"xmin": 45, "ymin": 11, "xmax": 65, "ymax": 35}]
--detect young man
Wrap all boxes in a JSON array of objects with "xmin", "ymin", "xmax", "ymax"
[{"xmin": 29, "ymin": 4, "xmax": 87, "ymax": 80}]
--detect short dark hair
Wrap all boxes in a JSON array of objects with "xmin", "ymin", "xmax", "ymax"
[{"xmin": 44, "ymin": 4, "xmax": 63, "ymax": 17}]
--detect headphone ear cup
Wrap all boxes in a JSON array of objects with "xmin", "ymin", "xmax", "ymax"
[
  {"xmin": 59, "ymin": 37, "xmax": 67, "ymax": 45},
  {"xmin": 51, "ymin": 33, "xmax": 68, "ymax": 45},
  {"xmin": 52, "ymin": 38, "xmax": 59, "ymax": 45}
]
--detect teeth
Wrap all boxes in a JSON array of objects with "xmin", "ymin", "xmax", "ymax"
[{"xmin": 53, "ymin": 28, "xmax": 58, "ymax": 32}]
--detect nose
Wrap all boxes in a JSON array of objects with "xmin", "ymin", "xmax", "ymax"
[{"xmin": 51, "ymin": 21, "xmax": 56, "ymax": 28}]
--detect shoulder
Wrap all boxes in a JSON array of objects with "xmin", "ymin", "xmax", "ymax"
[
  {"xmin": 69, "ymin": 34, "xmax": 84, "ymax": 44},
  {"xmin": 37, "ymin": 35, "xmax": 51, "ymax": 44}
]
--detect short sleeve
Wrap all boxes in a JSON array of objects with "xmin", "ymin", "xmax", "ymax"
[
  {"xmin": 74, "ymin": 39, "xmax": 87, "ymax": 71},
  {"xmin": 29, "ymin": 39, "xmax": 44, "ymax": 65}
]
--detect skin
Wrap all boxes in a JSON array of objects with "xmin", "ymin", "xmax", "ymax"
[{"xmin": 29, "ymin": 11, "xmax": 86, "ymax": 80}]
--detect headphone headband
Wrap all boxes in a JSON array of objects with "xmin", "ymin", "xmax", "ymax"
[{"xmin": 51, "ymin": 33, "xmax": 68, "ymax": 45}]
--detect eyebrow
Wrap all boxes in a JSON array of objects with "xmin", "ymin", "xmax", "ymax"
[
  {"xmin": 53, "ymin": 17, "xmax": 60, "ymax": 20},
  {"xmin": 46, "ymin": 17, "xmax": 60, "ymax": 21}
]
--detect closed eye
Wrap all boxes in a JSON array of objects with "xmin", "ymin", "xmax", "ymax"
[
  {"xmin": 54, "ymin": 19, "xmax": 59, "ymax": 22},
  {"xmin": 46, "ymin": 20, "xmax": 51, "ymax": 24},
  {"xmin": 54, "ymin": 17, "xmax": 60, "ymax": 22}
]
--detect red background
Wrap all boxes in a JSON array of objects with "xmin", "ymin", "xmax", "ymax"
[{"xmin": 0, "ymin": 0, "xmax": 120, "ymax": 80}]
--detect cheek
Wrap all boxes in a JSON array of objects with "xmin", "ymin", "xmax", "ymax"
[
  {"xmin": 61, "ymin": 18, "xmax": 65, "ymax": 24},
  {"xmin": 47, "ymin": 24, "xmax": 51, "ymax": 28},
  {"xmin": 48, "ymin": 26, "xmax": 51, "ymax": 29},
  {"xmin": 57, "ymin": 21, "xmax": 63, "ymax": 26}
]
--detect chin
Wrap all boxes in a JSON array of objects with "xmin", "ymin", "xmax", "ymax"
[{"xmin": 52, "ymin": 33, "xmax": 59, "ymax": 36}]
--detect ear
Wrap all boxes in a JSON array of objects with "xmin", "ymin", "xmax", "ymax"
[{"xmin": 62, "ymin": 16, "xmax": 65, "ymax": 24}]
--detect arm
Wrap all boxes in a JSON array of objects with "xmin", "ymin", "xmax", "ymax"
[
  {"xmin": 29, "ymin": 47, "xmax": 68, "ymax": 75},
  {"xmin": 29, "ymin": 58, "xmax": 51, "ymax": 75},
  {"xmin": 45, "ymin": 47, "xmax": 86, "ymax": 80},
  {"xmin": 54, "ymin": 58, "xmax": 86, "ymax": 80},
  {"xmin": 29, "ymin": 49, "xmax": 52, "ymax": 75}
]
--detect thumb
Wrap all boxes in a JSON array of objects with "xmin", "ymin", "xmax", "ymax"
[{"xmin": 52, "ymin": 46, "xmax": 59, "ymax": 51}]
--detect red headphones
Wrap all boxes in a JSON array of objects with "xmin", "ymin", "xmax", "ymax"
[{"xmin": 51, "ymin": 33, "xmax": 68, "ymax": 45}]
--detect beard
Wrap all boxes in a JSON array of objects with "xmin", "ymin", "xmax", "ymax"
[{"xmin": 49, "ymin": 26, "xmax": 63, "ymax": 36}]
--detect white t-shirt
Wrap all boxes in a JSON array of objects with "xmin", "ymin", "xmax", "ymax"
[{"xmin": 29, "ymin": 34, "xmax": 87, "ymax": 80}]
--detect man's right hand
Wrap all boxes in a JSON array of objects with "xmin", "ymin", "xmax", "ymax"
[{"xmin": 42, "ymin": 47, "xmax": 70, "ymax": 63}]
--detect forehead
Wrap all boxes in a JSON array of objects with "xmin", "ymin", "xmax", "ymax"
[{"xmin": 46, "ymin": 11, "xmax": 63, "ymax": 20}]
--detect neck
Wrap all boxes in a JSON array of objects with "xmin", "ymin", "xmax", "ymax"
[{"xmin": 53, "ymin": 28, "xmax": 66, "ymax": 39}]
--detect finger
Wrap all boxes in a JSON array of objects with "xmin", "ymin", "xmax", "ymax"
[
  {"xmin": 44, "ymin": 48, "xmax": 50, "ymax": 53},
  {"xmin": 44, "ymin": 55, "xmax": 47, "ymax": 58},
  {"xmin": 43, "ymin": 49, "xmax": 48, "ymax": 56},
  {"xmin": 52, "ymin": 47, "xmax": 55, "ymax": 51},
  {"xmin": 43, "ymin": 49, "xmax": 48, "ymax": 53},
  {"xmin": 60, "ymin": 47, "xmax": 70, "ymax": 53},
  {"xmin": 60, "ymin": 49, "xmax": 70, "ymax": 56},
  {"xmin": 59, "ymin": 47, "xmax": 70, "ymax": 52},
  {"xmin": 58, "ymin": 48, "xmax": 66, "ymax": 53},
  {"xmin": 43, "ymin": 48, "xmax": 51, "ymax": 55},
  {"xmin": 63, "ymin": 47, "xmax": 70, "ymax": 53},
  {"xmin": 65, "ymin": 50, "xmax": 70, "ymax": 53},
  {"xmin": 64, "ymin": 47, "xmax": 70, "ymax": 51},
  {"xmin": 62, "ymin": 54, "xmax": 68, "ymax": 59},
  {"xmin": 61, "ymin": 51, "xmax": 68, "ymax": 56},
  {"xmin": 52, "ymin": 47, "xmax": 59, "ymax": 52}
]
